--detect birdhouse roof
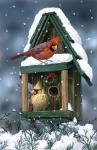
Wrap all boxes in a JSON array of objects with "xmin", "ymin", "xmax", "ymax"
[{"xmin": 21, "ymin": 7, "xmax": 93, "ymax": 86}]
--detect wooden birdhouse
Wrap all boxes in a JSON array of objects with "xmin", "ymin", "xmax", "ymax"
[{"xmin": 20, "ymin": 8, "xmax": 93, "ymax": 119}]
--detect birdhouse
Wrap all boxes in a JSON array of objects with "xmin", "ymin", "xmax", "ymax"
[{"xmin": 20, "ymin": 8, "xmax": 93, "ymax": 119}]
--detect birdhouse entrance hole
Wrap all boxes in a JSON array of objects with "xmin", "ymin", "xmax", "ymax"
[{"xmin": 48, "ymin": 86, "xmax": 58, "ymax": 96}]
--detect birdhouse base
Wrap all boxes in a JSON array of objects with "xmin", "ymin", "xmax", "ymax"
[{"xmin": 22, "ymin": 110, "xmax": 74, "ymax": 120}]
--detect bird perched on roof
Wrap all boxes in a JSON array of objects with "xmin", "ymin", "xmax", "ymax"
[{"xmin": 10, "ymin": 36, "xmax": 60, "ymax": 61}]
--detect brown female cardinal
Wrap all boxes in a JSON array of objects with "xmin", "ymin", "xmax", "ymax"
[{"xmin": 10, "ymin": 36, "xmax": 60, "ymax": 61}]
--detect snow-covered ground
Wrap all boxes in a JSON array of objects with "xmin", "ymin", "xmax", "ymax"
[{"xmin": 0, "ymin": 121, "xmax": 97, "ymax": 150}]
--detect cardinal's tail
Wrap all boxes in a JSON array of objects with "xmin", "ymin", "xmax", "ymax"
[{"xmin": 10, "ymin": 53, "xmax": 25, "ymax": 60}]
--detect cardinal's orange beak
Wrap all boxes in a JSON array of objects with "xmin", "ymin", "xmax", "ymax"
[{"xmin": 51, "ymin": 45, "xmax": 58, "ymax": 51}]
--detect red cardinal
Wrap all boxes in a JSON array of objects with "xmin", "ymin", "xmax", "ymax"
[{"xmin": 10, "ymin": 36, "xmax": 60, "ymax": 60}]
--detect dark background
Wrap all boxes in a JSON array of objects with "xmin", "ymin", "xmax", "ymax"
[{"xmin": 0, "ymin": 0, "xmax": 97, "ymax": 122}]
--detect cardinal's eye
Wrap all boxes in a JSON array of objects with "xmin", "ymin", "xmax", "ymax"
[{"xmin": 52, "ymin": 44, "xmax": 55, "ymax": 46}]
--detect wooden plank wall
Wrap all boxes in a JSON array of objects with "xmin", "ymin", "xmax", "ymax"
[
  {"xmin": 22, "ymin": 74, "xmax": 28, "ymax": 112},
  {"xmin": 61, "ymin": 70, "xmax": 68, "ymax": 111},
  {"xmin": 68, "ymin": 67, "xmax": 82, "ymax": 118}
]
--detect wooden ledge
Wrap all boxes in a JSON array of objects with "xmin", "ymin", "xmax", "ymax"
[
  {"xmin": 22, "ymin": 110, "xmax": 74, "ymax": 120},
  {"xmin": 20, "ymin": 62, "xmax": 73, "ymax": 74}
]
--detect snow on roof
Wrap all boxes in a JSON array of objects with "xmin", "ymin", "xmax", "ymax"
[
  {"xmin": 21, "ymin": 54, "xmax": 73, "ymax": 66},
  {"xmin": 71, "ymin": 42, "xmax": 88, "ymax": 61},
  {"xmin": 77, "ymin": 59, "xmax": 93, "ymax": 82},
  {"xmin": 24, "ymin": 8, "xmax": 82, "ymax": 52},
  {"xmin": 22, "ymin": 7, "xmax": 93, "ymax": 82},
  {"xmin": 23, "ymin": 8, "xmax": 87, "ymax": 61}
]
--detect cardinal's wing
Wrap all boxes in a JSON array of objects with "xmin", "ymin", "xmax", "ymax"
[{"xmin": 32, "ymin": 41, "xmax": 47, "ymax": 51}]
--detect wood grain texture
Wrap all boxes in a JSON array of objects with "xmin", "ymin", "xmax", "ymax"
[
  {"xmin": 72, "ymin": 67, "xmax": 82, "ymax": 118},
  {"xmin": 22, "ymin": 74, "xmax": 28, "ymax": 112},
  {"xmin": 22, "ymin": 110, "xmax": 74, "ymax": 119},
  {"xmin": 61, "ymin": 70, "xmax": 68, "ymax": 111}
]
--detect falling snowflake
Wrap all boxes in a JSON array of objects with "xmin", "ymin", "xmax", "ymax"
[
  {"xmin": 6, "ymin": 47, "xmax": 9, "ymax": 51},
  {"xmin": 90, "ymin": 50, "xmax": 93, "ymax": 54},
  {"xmin": 12, "ymin": 5, "xmax": 16, "ymax": 8},
  {"xmin": 10, "ymin": 72, "xmax": 14, "ymax": 75},
  {"xmin": 80, "ymin": 0, "xmax": 84, "ymax": 3},
  {"xmin": 59, "ymin": 3, "xmax": 62, "ymax": 7},
  {"xmin": 5, "ymin": 29, "xmax": 8, "ymax": 33},
  {"xmin": 23, "ymin": 22, "xmax": 26, "ymax": 26},
  {"xmin": 27, "ymin": 17, "xmax": 30, "ymax": 20},
  {"xmin": 21, "ymin": 81, "xmax": 23, "ymax": 84},
  {"xmin": 22, "ymin": 44, "xmax": 25, "ymax": 48},
  {"xmin": 16, "ymin": 88, "xmax": 18, "ymax": 91},
  {"xmin": 5, "ymin": 98, "xmax": 9, "ymax": 102},
  {"xmin": 61, "ymin": 80, "xmax": 63, "ymax": 84},
  {"xmin": 34, "ymin": 0, "xmax": 38, "ymax": 3},
  {"xmin": 21, "ymin": 9, "xmax": 24, "ymax": 13},
  {"xmin": 19, "ymin": 112, "xmax": 22, "ymax": 115},
  {"xmin": 81, "ymin": 94, "xmax": 83, "ymax": 98},
  {"xmin": 5, "ymin": 13, "xmax": 8, "ymax": 17},
  {"xmin": 91, "ymin": 16, "xmax": 94, "ymax": 20},
  {"xmin": 38, "ymin": 28, "xmax": 41, "ymax": 31},
  {"xmin": 86, "ymin": 38, "xmax": 91, "ymax": 41},
  {"xmin": 81, "ymin": 24, "xmax": 84, "ymax": 28},
  {"xmin": 41, "ymin": 75, "xmax": 43, "ymax": 78},
  {"xmin": 77, "ymin": 83, "xmax": 79, "ymax": 86},
  {"xmin": 93, "ymin": 107, "xmax": 97, "ymax": 110},
  {"xmin": 6, "ymin": 59, "xmax": 9, "ymax": 63},
  {"xmin": 12, "ymin": 108, "xmax": 16, "ymax": 112},
  {"xmin": 45, "ymin": 80, "xmax": 48, "ymax": 83},
  {"xmin": 73, "ymin": 12, "xmax": 76, "ymax": 16}
]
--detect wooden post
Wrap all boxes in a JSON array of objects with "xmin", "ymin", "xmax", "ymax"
[
  {"xmin": 61, "ymin": 70, "xmax": 68, "ymax": 111},
  {"xmin": 22, "ymin": 74, "xmax": 28, "ymax": 112},
  {"xmin": 71, "ymin": 70, "xmax": 75, "ymax": 111},
  {"xmin": 72, "ymin": 67, "xmax": 82, "ymax": 118}
]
